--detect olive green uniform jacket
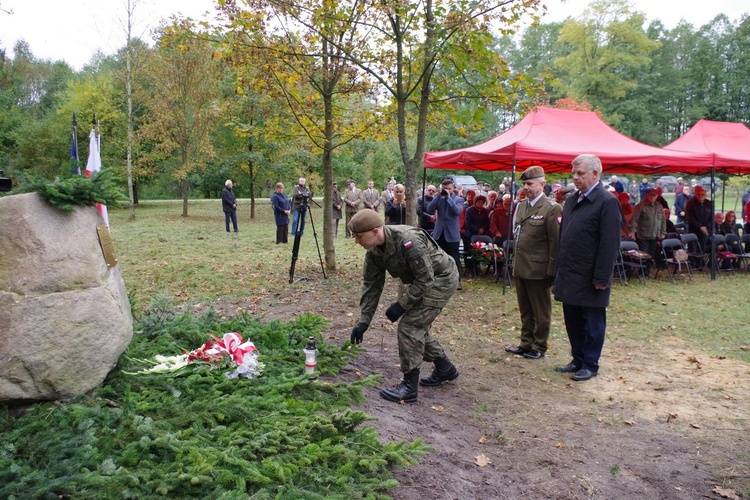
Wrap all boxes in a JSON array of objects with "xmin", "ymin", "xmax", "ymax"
[
  {"xmin": 358, "ymin": 225, "xmax": 458, "ymax": 325},
  {"xmin": 513, "ymin": 196, "xmax": 562, "ymax": 280}
]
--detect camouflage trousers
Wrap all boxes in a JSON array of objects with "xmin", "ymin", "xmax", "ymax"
[{"xmin": 397, "ymin": 304, "xmax": 446, "ymax": 373}]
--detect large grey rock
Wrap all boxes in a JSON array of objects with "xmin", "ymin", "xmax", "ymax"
[{"xmin": 0, "ymin": 193, "xmax": 133, "ymax": 403}]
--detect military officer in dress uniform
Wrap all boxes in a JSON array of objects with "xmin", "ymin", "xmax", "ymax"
[
  {"xmin": 505, "ymin": 166, "xmax": 562, "ymax": 360},
  {"xmin": 348, "ymin": 210, "xmax": 460, "ymax": 404}
]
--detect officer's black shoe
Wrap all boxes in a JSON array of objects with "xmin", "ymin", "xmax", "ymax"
[
  {"xmin": 523, "ymin": 350, "xmax": 544, "ymax": 359},
  {"xmin": 420, "ymin": 356, "xmax": 459, "ymax": 387},
  {"xmin": 380, "ymin": 369, "xmax": 419, "ymax": 403},
  {"xmin": 504, "ymin": 346, "xmax": 529, "ymax": 356}
]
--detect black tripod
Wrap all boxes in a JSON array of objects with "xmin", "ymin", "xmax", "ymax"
[{"xmin": 289, "ymin": 195, "xmax": 327, "ymax": 283}]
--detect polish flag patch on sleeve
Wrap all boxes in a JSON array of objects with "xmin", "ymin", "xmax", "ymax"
[{"xmin": 403, "ymin": 240, "xmax": 414, "ymax": 249}]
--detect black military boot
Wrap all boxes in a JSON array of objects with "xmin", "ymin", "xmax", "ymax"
[
  {"xmin": 380, "ymin": 369, "xmax": 419, "ymax": 403},
  {"xmin": 420, "ymin": 356, "xmax": 459, "ymax": 387}
]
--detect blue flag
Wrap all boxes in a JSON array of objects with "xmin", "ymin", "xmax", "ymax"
[{"xmin": 70, "ymin": 126, "xmax": 80, "ymax": 176}]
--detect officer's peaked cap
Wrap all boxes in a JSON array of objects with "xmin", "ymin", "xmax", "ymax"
[{"xmin": 520, "ymin": 166, "xmax": 545, "ymax": 181}]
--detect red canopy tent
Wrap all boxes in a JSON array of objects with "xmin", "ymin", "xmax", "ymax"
[
  {"xmin": 664, "ymin": 119, "xmax": 750, "ymax": 174},
  {"xmin": 423, "ymin": 107, "xmax": 714, "ymax": 173}
]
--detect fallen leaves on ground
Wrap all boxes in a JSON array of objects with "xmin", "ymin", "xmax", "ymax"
[
  {"xmin": 712, "ymin": 486, "xmax": 740, "ymax": 499},
  {"xmin": 474, "ymin": 453, "xmax": 491, "ymax": 467},
  {"xmin": 431, "ymin": 405, "xmax": 444, "ymax": 412}
]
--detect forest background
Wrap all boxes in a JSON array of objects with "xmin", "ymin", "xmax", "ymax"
[{"xmin": 1, "ymin": 0, "xmax": 749, "ymax": 270}]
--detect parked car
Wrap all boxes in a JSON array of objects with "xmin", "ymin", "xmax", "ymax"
[
  {"xmin": 444, "ymin": 174, "xmax": 478, "ymax": 195},
  {"xmin": 655, "ymin": 176, "xmax": 678, "ymax": 193},
  {"xmin": 697, "ymin": 177, "xmax": 721, "ymax": 192}
]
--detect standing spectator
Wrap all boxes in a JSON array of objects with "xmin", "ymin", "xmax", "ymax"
[
  {"xmin": 684, "ymin": 185, "xmax": 713, "ymax": 253},
  {"xmin": 554, "ymin": 154, "xmax": 621, "ymax": 382},
  {"xmin": 385, "ymin": 184, "xmax": 407, "ymax": 225},
  {"xmin": 362, "ymin": 180, "xmax": 380, "ymax": 211},
  {"xmin": 610, "ymin": 175, "xmax": 624, "ymax": 194},
  {"xmin": 344, "ymin": 180, "xmax": 362, "ymax": 237},
  {"xmin": 291, "ymin": 177, "xmax": 312, "ymax": 236},
  {"xmin": 504, "ymin": 166, "xmax": 561, "ymax": 360},
  {"xmin": 347, "ymin": 210, "xmax": 460, "ymax": 404},
  {"xmin": 331, "ymin": 181, "xmax": 343, "ymax": 238},
  {"xmin": 380, "ymin": 181, "xmax": 395, "ymax": 223},
  {"xmin": 745, "ymin": 199, "xmax": 750, "ymax": 251},
  {"xmin": 427, "ymin": 177, "xmax": 465, "ymax": 289},
  {"xmin": 271, "ymin": 182, "xmax": 291, "ymax": 244},
  {"xmin": 673, "ymin": 185, "xmax": 692, "ymax": 223},
  {"xmin": 627, "ymin": 178, "xmax": 640, "ymax": 206},
  {"xmin": 690, "ymin": 178, "xmax": 698, "ymax": 192},
  {"xmin": 638, "ymin": 177, "xmax": 651, "ymax": 202},
  {"xmin": 628, "ymin": 188, "xmax": 666, "ymax": 274},
  {"xmin": 221, "ymin": 179, "xmax": 238, "ymax": 233},
  {"xmin": 417, "ymin": 184, "xmax": 436, "ymax": 233},
  {"xmin": 675, "ymin": 177, "xmax": 685, "ymax": 196}
]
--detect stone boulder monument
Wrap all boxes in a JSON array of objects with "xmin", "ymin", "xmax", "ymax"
[{"xmin": 0, "ymin": 193, "xmax": 133, "ymax": 403}]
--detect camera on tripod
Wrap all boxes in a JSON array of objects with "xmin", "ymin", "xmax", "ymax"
[
  {"xmin": 299, "ymin": 192, "xmax": 310, "ymax": 207},
  {"xmin": 0, "ymin": 171, "xmax": 12, "ymax": 192}
]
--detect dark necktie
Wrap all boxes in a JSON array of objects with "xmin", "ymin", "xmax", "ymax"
[{"xmin": 577, "ymin": 193, "xmax": 585, "ymax": 204}]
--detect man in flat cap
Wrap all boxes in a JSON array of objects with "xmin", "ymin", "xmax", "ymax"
[
  {"xmin": 505, "ymin": 166, "xmax": 562, "ymax": 360},
  {"xmin": 628, "ymin": 188, "xmax": 666, "ymax": 275},
  {"xmin": 347, "ymin": 210, "xmax": 460, "ymax": 404}
]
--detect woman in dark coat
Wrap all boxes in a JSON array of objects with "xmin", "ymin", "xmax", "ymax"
[
  {"xmin": 271, "ymin": 182, "xmax": 291, "ymax": 244},
  {"xmin": 385, "ymin": 184, "xmax": 407, "ymax": 225},
  {"xmin": 332, "ymin": 182, "xmax": 343, "ymax": 237}
]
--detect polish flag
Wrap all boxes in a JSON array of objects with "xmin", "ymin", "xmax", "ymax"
[{"xmin": 85, "ymin": 128, "xmax": 109, "ymax": 227}]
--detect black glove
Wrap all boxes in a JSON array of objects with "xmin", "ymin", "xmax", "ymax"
[
  {"xmin": 543, "ymin": 274, "xmax": 556, "ymax": 288},
  {"xmin": 350, "ymin": 322, "xmax": 368, "ymax": 345},
  {"xmin": 385, "ymin": 303, "xmax": 406, "ymax": 322}
]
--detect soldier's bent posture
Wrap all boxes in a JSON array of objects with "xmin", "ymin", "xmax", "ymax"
[{"xmin": 348, "ymin": 210, "xmax": 459, "ymax": 403}]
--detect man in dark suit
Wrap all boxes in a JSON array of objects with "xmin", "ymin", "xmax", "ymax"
[
  {"xmin": 505, "ymin": 166, "xmax": 562, "ymax": 360},
  {"xmin": 554, "ymin": 154, "xmax": 622, "ymax": 381},
  {"xmin": 427, "ymin": 177, "xmax": 464, "ymax": 289}
]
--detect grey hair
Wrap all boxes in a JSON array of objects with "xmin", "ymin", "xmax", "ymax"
[
  {"xmin": 572, "ymin": 154, "xmax": 602, "ymax": 175},
  {"xmin": 225, "ymin": 179, "xmax": 233, "ymax": 187}
]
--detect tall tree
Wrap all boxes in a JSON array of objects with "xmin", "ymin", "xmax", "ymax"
[
  {"xmin": 137, "ymin": 19, "xmax": 223, "ymax": 217},
  {"xmin": 553, "ymin": 0, "xmax": 659, "ymax": 125},
  {"xmin": 218, "ymin": 0, "xmax": 377, "ymax": 270}
]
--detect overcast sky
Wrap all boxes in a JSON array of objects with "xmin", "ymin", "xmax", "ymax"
[{"xmin": 1, "ymin": 0, "xmax": 747, "ymax": 71}]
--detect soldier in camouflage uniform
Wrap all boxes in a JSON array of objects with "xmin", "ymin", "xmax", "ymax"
[{"xmin": 348, "ymin": 210, "xmax": 460, "ymax": 404}]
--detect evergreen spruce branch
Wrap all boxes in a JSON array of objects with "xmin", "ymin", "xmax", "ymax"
[{"xmin": 18, "ymin": 171, "xmax": 126, "ymax": 212}]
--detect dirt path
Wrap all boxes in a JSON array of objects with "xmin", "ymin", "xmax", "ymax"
[{"xmin": 220, "ymin": 277, "xmax": 749, "ymax": 499}]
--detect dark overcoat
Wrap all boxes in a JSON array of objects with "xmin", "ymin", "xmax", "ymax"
[
  {"xmin": 554, "ymin": 183, "xmax": 621, "ymax": 308},
  {"xmin": 271, "ymin": 191, "xmax": 290, "ymax": 227}
]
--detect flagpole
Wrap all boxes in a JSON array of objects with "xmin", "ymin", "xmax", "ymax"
[{"xmin": 72, "ymin": 112, "xmax": 81, "ymax": 176}]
